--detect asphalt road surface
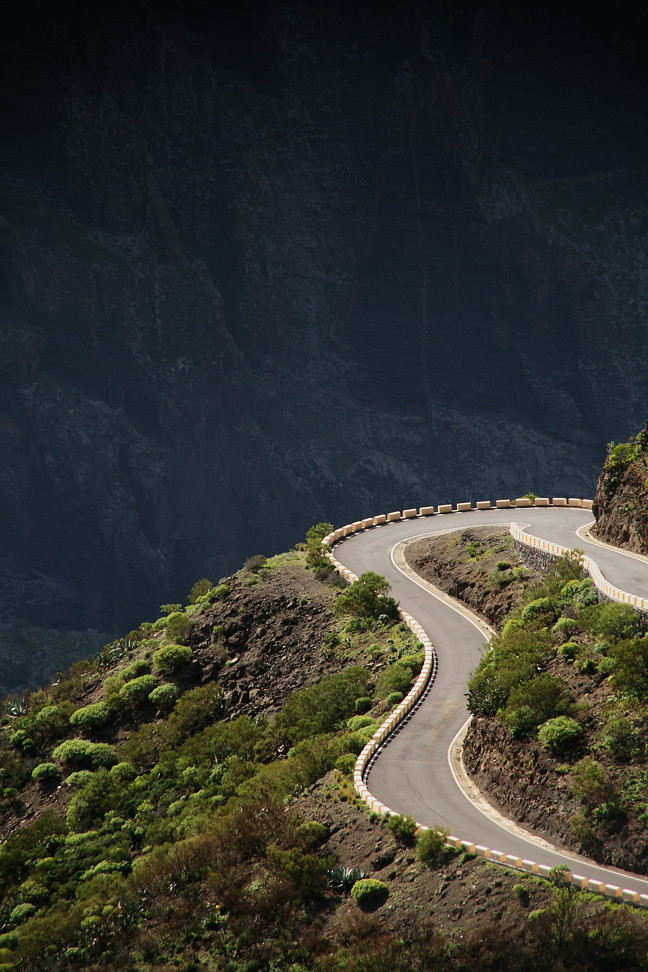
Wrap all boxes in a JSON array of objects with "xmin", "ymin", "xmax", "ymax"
[{"xmin": 333, "ymin": 507, "xmax": 648, "ymax": 895}]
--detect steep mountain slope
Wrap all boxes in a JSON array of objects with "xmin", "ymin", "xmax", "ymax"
[
  {"xmin": 1, "ymin": 0, "xmax": 648, "ymax": 634},
  {"xmin": 3, "ymin": 549, "xmax": 648, "ymax": 971}
]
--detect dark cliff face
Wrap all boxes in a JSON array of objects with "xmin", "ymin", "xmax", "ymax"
[{"xmin": 1, "ymin": 0, "xmax": 647, "ymax": 633}]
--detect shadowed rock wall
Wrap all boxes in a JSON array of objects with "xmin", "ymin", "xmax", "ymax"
[{"xmin": 1, "ymin": 0, "xmax": 647, "ymax": 631}]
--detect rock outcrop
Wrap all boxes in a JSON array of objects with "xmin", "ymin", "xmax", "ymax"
[{"xmin": 592, "ymin": 424, "xmax": 648, "ymax": 555}]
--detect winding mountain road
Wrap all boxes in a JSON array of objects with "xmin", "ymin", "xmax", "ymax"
[{"xmin": 332, "ymin": 507, "xmax": 648, "ymax": 897}]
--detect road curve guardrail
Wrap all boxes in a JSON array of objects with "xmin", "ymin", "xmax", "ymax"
[{"xmin": 322, "ymin": 497, "xmax": 648, "ymax": 907}]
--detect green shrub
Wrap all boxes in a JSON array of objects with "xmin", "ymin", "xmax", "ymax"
[
  {"xmin": 521, "ymin": 598, "xmax": 554, "ymax": 624},
  {"xmin": 121, "ymin": 659, "xmax": 151, "ymax": 682},
  {"xmin": 335, "ymin": 572, "xmax": 399, "ymax": 620},
  {"xmin": 188, "ymin": 578, "xmax": 213, "ymax": 604},
  {"xmin": 467, "ymin": 626, "xmax": 554, "ymax": 717},
  {"xmin": 270, "ymin": 667, "xmax": 369, "ymax": 746},
  {"xmin": 502, "ymin": 618, "xmax": 523, "ymax": 638},
  {"xmin": 599, "ymin": 716, "xmax": 643, "ymax": 762},
  {"xmin": 559, "ymin": 580, "xmax": 581, "ymax": 606},
  {"xmin": 385, "ymin": 691, "xmax": 405, "ymax": 708},
  {"xmin": 513, "ymin": 883, "xmax": 530, "ymax": 906},
  {"xmin": 65, "ymin": 770, "xmax": 93, "ymax": 787},
  {"xmin": 305, "ymin": 522, "xmax": 334, "ymax": 569},
  {"xmin": 609, "ymin": 635, "xmax": 648, "ymax": 697},
  {"xmin": 10, "ymin": 902, "xmax": 36, "ymax": 924},
  {"xmin": 416, "ymin": 826, "xmax": 449, "ymax": 865},
  {"xmin": 164, "ymin": 612, "xmax": 192, "ymax": 644},
  {"xmin": 572, "ymin": 757, "xmax": 615, "ymax": 808},
  {"xmin": 119, "ymin": 674, "xmax": 159, "ymax": 706},
  {"xmin": 552, "ymin": 617, "xmax": 579, "ymax": 640},
  {"xmin": 537, "ymin": 716, "xmax": 583, "ymax": 755},
  {"xmin": 575, "ymin": 578, "xmax": 598, "ymax": 607},
  {"xmin": 502, "ymin": 674, "xmax": 568, "ymax": 737},
  {"xmin": 346, "ymin": 715, "xmax": 375, "ymax": 731},
  {"xmin": 31, "ymin": 763, "xmax": 61, "ymax": 785},
  {"xmin": 350, "ymin": 878, "xmax": 389, "ymax": 905},
  {"xmin": 354, "ymin": 697, "xmax": 372, "ymax": 714},
  {"xmin": 153, "ymin": 644, "xmax": 193, "ymax": 676},
  {"xmin": 597, "ymin": 655, "xmax": 616, "ymax": 677},
  {"xmin": 9, "ymin": 729, "xmax": 32, "ymax": 752},
  {"xmin": 69, "ymin": 701, "xmax": 113, "ymax": 733},
  {"xmin": 0, "ymin": 932, "xmax": 18, "ymax": 949},
  {"xmin": 335, "ymin": 753, "xmax": 356, "ymax": 777},
  {"xmin": 586, "ymin": 603, "xmax": 638, "ymax": 641},
  {"xmin": 297, "ymin": 821, "xmax": 329, "ymax": 849},
  {"xmin": 558, "ymin": 642, "xmax": 579, "ymax": 661},
  {"xmin": 110, "ymin": 761, "xmax": 137, "ymax": 784},
  {"xmin": 375, "ymin": 662, "xmax": 414, "ymax": 700},
  {"xmin": 386, "ymin": 813, "xmax": 417, "ymax": 843},
  {"xmin": 398, "ymin": 652, "xmax": 425, "ymax": 676},
  {"xmin": 206, "ymin": 584, "xmax": 228, "ymax": 603},
  {"xmin": 148, "ymin": 683, "xmax": 179, "ymax": 709},
  {"xmin": 52, "ymin": 740, "xmax": 118, "ymax": 769}
]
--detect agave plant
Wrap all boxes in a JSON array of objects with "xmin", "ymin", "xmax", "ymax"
[
  {"xmin": 4, "ymin": 698, "xmax": 28, "ymax": 719},
  {"xmin": 327, "ymin": 865, "xmax": 366, "ymax": 894}
]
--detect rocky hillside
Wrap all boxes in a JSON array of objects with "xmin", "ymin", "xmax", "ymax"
[
  {"xmin": 3, "ymin": 547, "xmax": 648, "ymax": 971},
  {"xmin": 1, "ymin": 0, "xmax": 648, "ymax": 635},
  {"xmin": 592, "ymin": 423, "xmax": 648, "ymax": 554}
]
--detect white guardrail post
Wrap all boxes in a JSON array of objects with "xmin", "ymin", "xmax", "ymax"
[{"xmin": 321, "ymin": 498, "xmax": 648, "ymax": 906}]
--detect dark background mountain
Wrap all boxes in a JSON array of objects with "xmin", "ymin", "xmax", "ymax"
[{"xmin": 1, "ymin": 0, "xmax": 647, "ymax": 637}]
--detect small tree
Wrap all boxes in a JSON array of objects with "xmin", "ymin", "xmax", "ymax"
[
  {"xmin": 188, "ymin": 578, "xmax": 213, "ymax": 604},
  {"xmin": 335, "ymin": 572, "xmax": 399, "ymax": 620},
  {"xmin": 305, "ymin": 522, "xmax": 333, "ymax": 569}
]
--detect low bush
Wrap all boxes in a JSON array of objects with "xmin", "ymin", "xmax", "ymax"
[
  {"xmin": 502, "ymin": 674, "xmax": 568, "ymax": 738},
  {"xmin": 386, "ymin": 691, "xmax": 405, "ymax": 707},
  {"xmin": 350, "ymin": 878, "xmax": 388, "ymax": 906},
  {"xmin": 10, "ymin": 902, "xmax": 36, "ymax": 924},
  {"xmin": 148, "ymin": 683, "xmax": 179, "ymax": 709},
  {"xmin": 558, "ymin": 641, "xmax": 579, "ymax": 661},
  {"xmin": 164, "ymin": 612, "xmax": 193, "ymax": 644},
  {"xmin": 398, "ymin": 652, "xmax": 425, "ymax": 676},
  {"xmin": 65, "ymin": 770, "xmax": 93, "ymax": 787},
  {"xmin": 52, "ymin": 740, "xmax": 118, "ymax": 769},
  {"xmin": 243, "ymin": 554, "xmax": 266, "ymax": 573},
  {"xmin": 572, "ymin": 757, "xmax": 616, "ymax": 809},
  {"xmin": 69, "ymin": 700, "xmax": 113, "ymax": 733},
  {"xmin": 119, "ymin": 674, "xmax": 159, "ymax": 707},
  {"xmin": 416, "ymin": 826, "xmax": 449, "ymax": 865},
  {"xmin": 521, "ymin": 597, "xmax": 554, "ymax": 624},
  {"xmin": 552, "ymin": 617, "xmax": 579, "ymax": 640},
  {"xmin": 153, "ymin": 644, "xmax": 193, "ymax": 676},
  {"xmin": 31, "ymin": 763, "xmax": 61, "ymax": 785},
  {"xmin": 575, "ymin": 578, "xmax": 598, "ymax": 607},
  {"xmin": 375, "ymin": 662, "xmax": 414, "ymax": 700},
  {"xmin": 354, "ymin": 697, "xmax": 372, "ymax": 714},
  {"xmin": 513, "ymin": 883, "xmax": 530, "ymax": 906},
  {"xmin": 538, "ymin": 716, "xmax": 583, "ymax": 755},
  {"xmin": 335, "ymin": 753, "xmax": 356, "ymax": 777},
  {"xmin": 297, "ymin": 821, "xmax": 329, "ymax": 849},
  {"xmin": 559, "ymin": 580, "xmax": 581, "ymax": 606},
  {"xmin": 121, "ymin": 659, "xmax": 151, "ymax": 682},
  {"xmin": 346, "ymin": 715, "xmax": 375, "ymax": 731},
  {"xmin": 386, "ymin": 813, "xmax": 417, "ymax": 843},
  {"xmin": 188, "ymin": 578, "xmax": 213, "ymax": 603}
]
